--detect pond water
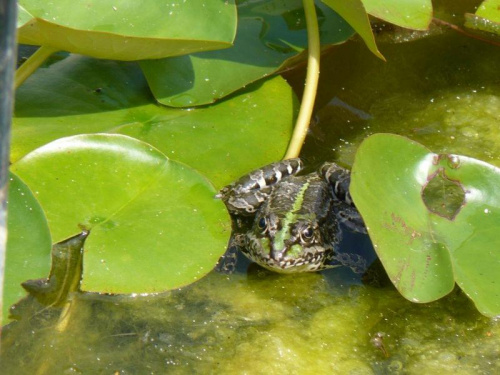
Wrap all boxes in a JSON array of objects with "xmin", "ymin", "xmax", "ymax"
[
  {"xmin": 1, "ymin": 267, "xmax": 497, "ymax": 374},
  {"xmin": 2, "ymin": 16, "xmax": 500, "ymax": 375}
]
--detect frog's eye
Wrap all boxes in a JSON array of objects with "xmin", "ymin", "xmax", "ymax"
[
  {"xmin": 258, "ymin": 217, "xmax": 267, "ymax": 231},
  {"xmin": 301, "ymin": 226, "xmax": 314, "ymax": 241}
]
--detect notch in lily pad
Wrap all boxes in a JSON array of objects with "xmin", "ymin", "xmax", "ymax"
[
  {"xmin": 350, "ymin": 134, "xmax": 500, "ymax": 317},
  {"xmin": 11, "ymin": 134, "xmax": 231, "ymax": 295},
  {"xmin": 421, "ymin": 167, "xmax": 466, "ymax": 220}
]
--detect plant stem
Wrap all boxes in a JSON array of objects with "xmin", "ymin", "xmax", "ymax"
[
  {"xmin": 433, "ymin": 18, "xmax": 500, "ymax": 47},
  {"xmin": 14, "ymin": 46, "xmax": 58, "ymax": 89},
  {"xmin": 284, "ymin": 0, "xmax": 320, "ymax": 159}
]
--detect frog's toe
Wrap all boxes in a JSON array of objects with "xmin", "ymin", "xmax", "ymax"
[{"xmin": 336, "ymin": 204, "xmax": 367, "ymax": 234}]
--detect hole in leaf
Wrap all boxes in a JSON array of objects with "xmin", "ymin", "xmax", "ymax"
[{"xmin": 422, "ymin": 170, "xmax": 465, "ymax": 220}]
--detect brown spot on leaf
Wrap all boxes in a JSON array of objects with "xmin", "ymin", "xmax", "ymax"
[{"xmin": 383, "ymin": 213, "xmax": 422, "ymax": 245}]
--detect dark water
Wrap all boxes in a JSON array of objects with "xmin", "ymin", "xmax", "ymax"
[{"xmin": 3, "ymin": 15, "xmax": 500, "ymax": 375}]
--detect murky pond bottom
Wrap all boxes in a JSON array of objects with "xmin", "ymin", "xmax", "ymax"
[
  {"xmin": 2, "ymin": 268, "xmax": 498, "ymax": 374},
  {"xmin": 3, "ymin": 21, "xmax": 500, "ymax": 375}
]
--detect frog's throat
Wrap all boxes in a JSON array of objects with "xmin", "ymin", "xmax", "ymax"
[{"xmin": 272, "ymin": 181, "xmax": 310, "ymax": 255}]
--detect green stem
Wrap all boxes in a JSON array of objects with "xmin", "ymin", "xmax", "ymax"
[
  {"xmin": 14, "ymin": 46, "xmax": 58, "ymax": 89},
  {"xmin": 284, "ymin": 0, "xmax": 320, "ymax": 159}
]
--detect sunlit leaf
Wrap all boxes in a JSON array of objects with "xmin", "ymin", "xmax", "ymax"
[
  {"xmin": 3, "ymin": 173, "xmax": 51, "ymax": 325},
  {"xmin": 351, "ymin": 134, "xmax": 500, "ymax": 317},
  {"xmin": 12, "ymin": 54, "xmax": 296, "ymax": 188},
  {"xmin": 17, "ymin": 0, "xmax": 237, "ymax": 60},
  {"xmin": 321, "ymin": 0, "xmax": 384, "ymax": 60},
  {"xmin": 12, "ymin": 134, "xmax": 231, "ymax": 294},
  {"xmin": 362, "ymin": 0, "xmax": 433, "ymax": 30},
  {"xmin": 476, "ymin": 0, "xmax": 500, "ymax": 22},
  {"xmin": 465, "ymin": 0, "xmax": 500, "ymax": 36},
  {"xmin": 140, "ymin": 0, "xmax": 354, "ymax": 107}
]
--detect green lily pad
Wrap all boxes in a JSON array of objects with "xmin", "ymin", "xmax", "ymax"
[
  {"xmin": 12, "ymin": 54, "xmax": 296, "ymax": 188},
  {"xmin": 3, "ymin": 173, "xmax": 51, "ymax": 325},
  {"xmin": 350, "ymin": 134, "xmax": 500, "ymax": 317},
  {"xmin": 362, "ymin": 0, "xmax": 432, "ymax": 30},
  {"xmin": 18, "ymin": 0, "xmax": 237, "ymax": 60},
  {"xmin": 476, "ymin": 0, "xmax": 500, "ymax": 23},
  {"xmin": 465, "ymin": 0, "xmax": 500, "ymax": 36},
  {"xmin": 11, "ymin": 134, "xmax": 231, "ymax": 294},
  {"xmin": 113, "ymin": 76, "xmax": 296, "ymax": 189},
  {"xmin": 321, "ymin": 0, "xmax": 383, "ymax": 60},
  {"xmin": 139, "ymin": 0, "xmax": 354, "ymax": 107}
]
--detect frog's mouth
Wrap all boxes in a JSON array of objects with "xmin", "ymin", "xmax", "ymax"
[{"xmin": 244, "ymin": 235, "xmax": 335, "ymax": 273}]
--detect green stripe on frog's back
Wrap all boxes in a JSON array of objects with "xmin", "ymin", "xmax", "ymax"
[{"xmin": 272, "ymin": 179, "xmax": 311, "ymax": 252}]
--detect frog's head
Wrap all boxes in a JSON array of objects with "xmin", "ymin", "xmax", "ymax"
[{"xmin": 244, "ymin": 211, "xmax": 338, "ymax": 273}]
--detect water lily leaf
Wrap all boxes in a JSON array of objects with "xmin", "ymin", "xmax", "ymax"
[
  {"xmin": 465, "ymin": 0, "xmax": 500, "ymax": 36},
  {"xmin": 113, "ymin": 76, "xmax": 296, "ymax": 189},
  {"xmin": 12, "ymin": 54, "xmax": 296, "ymax": 188},
  {"xmin": 17, "ymin": 0, "xmax": 237, "ymax": 60},
  {"xmin": 476, "ymin": 0, "xmax": 500, "ymax": 22},
  {"xmin": 350, "ymin": 134, "xmax": 500, "ymax": 317},
  {"xmin": 11, "ymin": 134, "xmax": 231, "ymax": 294},
  {"xmin": 351, "ymin": 135, "xmax": 454, "ymax": 303},
  {"xmin": 139, "ymin": 0, "xmax": 354, "ymax": 107},
  {"xmin": 321, "ymin": 0, "xmax": 383, "ymax": 60},
  {"xmin": 362, "ymin": 0, "xmax": 433, "ymax": 30},
  {"xmin": 3, "ymin": 173, "xmax": 51, "ymax": 325}
]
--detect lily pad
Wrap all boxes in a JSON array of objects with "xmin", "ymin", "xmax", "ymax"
[
  {"xmin": 4, "ymin": 173, "xmax": 51, "ymax": 325},
  {"xmin": 465, "ymin": 0, "xmax": 500, "ymax": 36},
  {"xmin": 350, "ymin": 134, "xmax": 500, "ymax": 317},
  {"xmin": 12, "ymin": 54, "xmax": 296, "ymax": 188},
  {"xmin": 321, "ymin": 0, "xmax": 383, "ymax": 60},
  {"xmin": 139, "ymin": 0, "xmax": 354, "ymax": 107},
  {"xmin": 17, "ymin": 0, "xmax": 237, "ymax": 60},
  {"xmin": 113, "ymin": 76, "xmax": 297, "ymax": 189},
  {"xmin": 362, "ymin": 0, "xmax": 433, "ymax": 30},
  {"xmin": 11, "ymin": 134, "xmax": 231, "ymax": 294},
  {"xmin": 476, "ymin": 0, "xmax": 500, "ymax": 22}
]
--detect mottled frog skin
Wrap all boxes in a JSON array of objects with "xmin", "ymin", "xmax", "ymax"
[{"xmin": 216, "ymin": 159, "xmax": 367, "ymax": 274}]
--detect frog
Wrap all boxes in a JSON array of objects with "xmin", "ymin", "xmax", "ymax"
[{"xmin": 216, "ymin": 158, "xmax": 368, "ymax": 274}]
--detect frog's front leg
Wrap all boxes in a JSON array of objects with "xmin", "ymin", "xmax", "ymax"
[
  {"xmin": 215, "ymin": 215, "xmax": 252, "ymax": 274},
  {"xmin": 217, "ymin": 158, "xmax": 303, "ymax": 215},
  {"xmin": 320, "ymin": 162, "xmax": 367, "ymax": 234},
  {"xmin": 215, "ymin": 232, "xmax": 244, "ymax": 274},
  {"xmin": 320, "ymin": 162, "xmax": 353, "ymax": 202}
]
